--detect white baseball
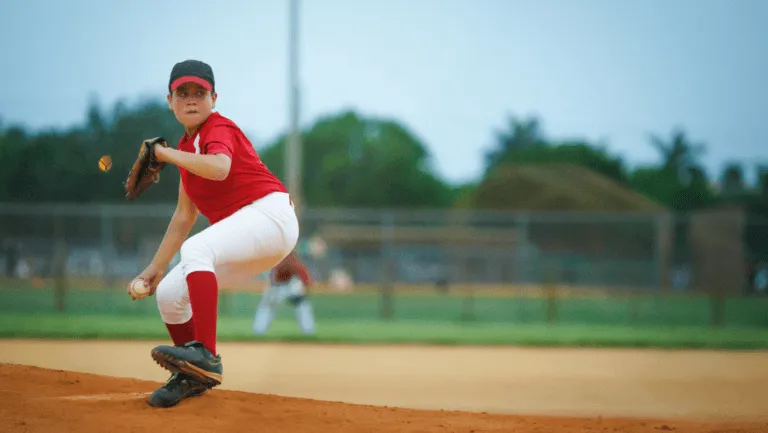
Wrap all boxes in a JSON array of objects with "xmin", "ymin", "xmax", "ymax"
[{"xmin": 129, "ymin": 279, "xmax": 151, "ymax": 299}]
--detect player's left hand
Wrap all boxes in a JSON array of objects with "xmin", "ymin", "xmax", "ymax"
[{"xmin": 124, "ymin": 137, "xmax": 169, "ymax": 200}]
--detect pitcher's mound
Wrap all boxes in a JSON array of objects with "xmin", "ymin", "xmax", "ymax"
[{"xmin": 1, "ymin": 363, "xmax": 764, "ymax": 433}]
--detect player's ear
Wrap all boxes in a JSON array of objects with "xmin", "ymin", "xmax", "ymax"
[
  {"xmin": 166, "ymin": 93, "xmax": 173, "ymax": 110},
  {"xmin": 211, "ymin": 92, "xmax": 218, "ymax": 108}
]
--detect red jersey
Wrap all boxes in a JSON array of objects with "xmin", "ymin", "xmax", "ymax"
[
  {"xmin": 176, "ymin": 112, "xmax": 287, "ymax": 224},
  {"xmin": 271, "ymin": 252, "xmax": 312, "ymax": 287}
]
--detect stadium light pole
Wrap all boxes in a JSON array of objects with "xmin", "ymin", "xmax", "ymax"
[{"xmin": 286, "ymin": 0, "xmax": 303, "ymax": 213}]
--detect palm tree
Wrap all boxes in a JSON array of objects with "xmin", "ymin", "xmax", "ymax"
[
  {"xmin": 485, "ymin": 115, "xmax": 545, "ymax": 171},
  {"xmin": 649, "ymin": 128, "xmax": 706, "ymax": 184},
  {"xmin": 720, "ymin": 162, "xmax": 746, "ymax": 197}
]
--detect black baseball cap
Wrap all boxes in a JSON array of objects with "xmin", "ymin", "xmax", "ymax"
[{"xmin": 168, "ymin": 59, "xmax": 215, "ymax": 93}]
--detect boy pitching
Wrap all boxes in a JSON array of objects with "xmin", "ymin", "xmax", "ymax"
[
  {"xmin": 253, "ymin": 251, "xmax": 316, "ymax": 336},
  {"xmin": 129, "ymin": 59, "xmax": 299, "ymax": 408}
]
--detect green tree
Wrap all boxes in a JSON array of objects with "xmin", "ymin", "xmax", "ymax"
[
  {"xmin": 484, "ymin": 115, "xmax": 546, "ymax": 172},
  {"xmin": 629, "ymin": 129, "xmax": 714, "ymax": 210},
  {"xmin": 0, "ymin": 125, "xmax": 32, "ymax": 201},
  {"xmin": 648, "ymin": 128, "xmax": 706, "ymax": 185},
  {"xmin": 759, "ymin": 166, "xmax": 768, "ymax": 198},
  {"xmin": 493, "ymin": 139, "xmax": 628, "ymax": 184},
  {"xmin": 480, "ymin": 115, "xmax": 628, "ymax": 184},
  {"xmin": 102, "ymin": 98, "xmax": 183, "ymax": 202},
  {"xmin": 719, "ymin": 162, "xmax": 747, "ymax": 199},
  {"xmin": 0, "ymin": 98, "xmax": 184, "ymax": 203},
  {"xmin": 259, "ymin": 111, "xmax": 453, "ymax": 208}
]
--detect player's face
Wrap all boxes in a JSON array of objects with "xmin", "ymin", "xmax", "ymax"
[{"xmin": 167, "ymin": 82, "xmax": 217, "ymax": 130}]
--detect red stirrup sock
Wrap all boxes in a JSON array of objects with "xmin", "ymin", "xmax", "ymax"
[
  {"xmin": 164, "ymin": 318, "xmax": 195, "ymax": 346},
  {"xmin": 186, "ymin": 271, "xmax": 219, "ymax": 355}
]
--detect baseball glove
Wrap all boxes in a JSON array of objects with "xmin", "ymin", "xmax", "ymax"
[{"xmin": 124, "ymin": 137, "xmax": 169, "ymax": 200}]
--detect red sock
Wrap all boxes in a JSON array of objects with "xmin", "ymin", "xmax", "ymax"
[
  {"xmin": 186, "ymin": 271, "xmax": 219, "ymax": 355},
  {"xmin": 165, "ymin": 318, "xmax": 195, "ymax": 346}
]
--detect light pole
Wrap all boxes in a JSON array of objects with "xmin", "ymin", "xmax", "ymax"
[{"xmin": 286, "ymin": 0, "xmax": 303, "ymax": 213}]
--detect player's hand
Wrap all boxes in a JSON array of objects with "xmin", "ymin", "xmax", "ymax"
[{"xmin": 132, "ymin": 264, "xmax": 164, "ymax": 297}]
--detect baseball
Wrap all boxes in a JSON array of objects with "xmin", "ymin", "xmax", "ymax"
[
  {"xmin": 98, "ymin": 155, "xmax": 112, "ymax": 172},
  {"xmin": 129, "ymin": 278, "xmax": 150, "ymax": 298}
]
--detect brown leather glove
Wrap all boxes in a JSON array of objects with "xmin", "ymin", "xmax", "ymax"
[{"xmin": 123, "ymin": 137, "xmax": 169, "ymax": 200}]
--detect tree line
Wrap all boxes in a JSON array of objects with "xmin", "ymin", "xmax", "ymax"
[{"xmin": 1, "ymin": 97, "xmax": 766, "ymax": 214}]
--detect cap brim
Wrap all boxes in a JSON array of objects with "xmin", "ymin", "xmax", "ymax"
[{"xmin": 170, "ymin": 76, "xmax": 213, "ymax": 92}]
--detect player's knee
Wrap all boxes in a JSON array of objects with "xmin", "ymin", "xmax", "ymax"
[
  {"xmin": 155, "ymin": 279, "xmax": 191, "ymax": 324},
  {"xmin": 179, "ymin": 236, "xmax": 216, "ymax": 275}
]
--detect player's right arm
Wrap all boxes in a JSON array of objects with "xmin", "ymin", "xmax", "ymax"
[
  {"xmin": 137, "ymin": 181, "xmax": 199, "ymax": 290},
  {"xmin": 289, "ymin": 253, "xmax": 314, "ymax": 289}
]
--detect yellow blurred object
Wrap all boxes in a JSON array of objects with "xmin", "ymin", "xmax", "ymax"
[{"xmin": 98, "ymin": 155, "xmax": 112, "ymax": 172}]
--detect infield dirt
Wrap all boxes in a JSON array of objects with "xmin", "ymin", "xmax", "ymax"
[{"xmin": 1, "ymin": 340, "xmax": 767, "ymax": 432}]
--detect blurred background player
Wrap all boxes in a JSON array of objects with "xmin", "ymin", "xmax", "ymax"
[{"xmin": 253, "ymin": 251, "xmax": 315, "ymax": 335}]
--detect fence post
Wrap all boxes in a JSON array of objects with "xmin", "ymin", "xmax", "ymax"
[
  {"xmin": 544, "ymin": 267, "xmax": 558, "ymax": 324},
  {"xmin": 708, "ymin": 240, "xmax": 726, "ymax": 328},
  {"xmin": 100, "ymin": 206, "xmax": 115, "ymax": 288},
  {"xmin": 710, "ymin": 288, "xmax": 726, "ymax": 327},
  {"xmin": 52, "ymin": 213, "xmax": 67, "ymax": 312},
  {"xmin": 379, "ymin": 211, "xmax": 395, "ymax": 320},
  {"xmin": 655, "ymin": 213, "xmax": 673, "ymax": 292},
  {"xmin": 460, "ymin": 288, "xmax": 476, "ymax": 322},
  {"xmin": 516, "ymin": 213, "xmax": 531, "ymax": 284},
  {"xmin": 706, "ymin": 223, "xmax": 726, "ymax": 327}
]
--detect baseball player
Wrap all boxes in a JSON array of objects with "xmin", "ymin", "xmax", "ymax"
[
  {"xmin": 129, "ymin": 59, "xmax": 299, "ymax": 408},
  {"xmin": 253, "ymin": 251, "xmax": 316, "ymax": 336}
]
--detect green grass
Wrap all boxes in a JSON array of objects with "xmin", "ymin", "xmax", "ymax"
[
  {"xmin": 2, "ymin": 288, "xmax": 768, "ymax": 350},
  {"xmin": 2, "ymin": 313, "xmax": 768, "ymax": 350},
  {"xmin": 2, "ymin": 288, "xmax": 768, "ymax": 328}
]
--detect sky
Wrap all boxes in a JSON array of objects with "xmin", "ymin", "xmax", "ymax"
[{"xmin": 2, "ymin": 0, "xmax": 767, "ymax": 186}]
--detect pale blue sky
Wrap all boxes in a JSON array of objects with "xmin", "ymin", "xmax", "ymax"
[{"xmin": 2, "ymin": 0, "xmax": 766, "ymax": 185}]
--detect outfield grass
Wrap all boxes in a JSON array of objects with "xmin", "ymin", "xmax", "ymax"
[
  {"xmin": 3, "ymin": 288, "xmax": 768, "ymax": 349},
  {"xmin": 1, "ymin": 313, "xmax": 768, "ymax": 350},
  {"xmin": 2, "ymin": 288, "xmax": 768, "ymax": 328}
]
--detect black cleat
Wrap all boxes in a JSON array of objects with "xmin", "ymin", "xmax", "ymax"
[
  {"xmin": 151, "ymin": 340, "xmax": 223, "ymax": 387},
  {"xmin": 147, "ymin": 372, "xmax": 209, "ymax": 408}
]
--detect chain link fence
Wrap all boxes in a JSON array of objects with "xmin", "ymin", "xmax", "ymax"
[
  {"xmin": 1, "ymin": 203, "xmax": 762, "ymax": 292},
  {"xmin": 1, "ymin": 203, "xmax": 766, "ymax": 326}
]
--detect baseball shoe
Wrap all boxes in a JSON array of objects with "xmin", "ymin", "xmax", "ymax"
[
  {"xmin": 147, "ymin": 372, "xmax": 209, "ymax": 408},
  {"xmin": 151, "ymin": 340, "xmax": 223, "ymax": 387}
]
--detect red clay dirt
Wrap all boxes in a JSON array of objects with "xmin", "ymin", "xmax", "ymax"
[{"xmin": 1, "ymin": 363, "xmax": 766, "ymax": 433}]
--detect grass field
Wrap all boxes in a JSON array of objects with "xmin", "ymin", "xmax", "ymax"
[
  {"xmin": 2, "ymin": 313, "xmax": 768, "ymax": 350},
  {"xmin": 2, "ymin": 287, "xmax": 768, "ymax": 326},
  {"xmin": 3, "ymin": 288, "xmax": 768, "ymax": 349}
]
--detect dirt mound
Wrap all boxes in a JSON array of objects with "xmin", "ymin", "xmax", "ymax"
[
  {"xmin": 467, "ymin": 163, "xmax": 664, "ymax": 211},
  {"xmin": 2, "ymin": 363, "xmax": 765, "ymax": 433}
]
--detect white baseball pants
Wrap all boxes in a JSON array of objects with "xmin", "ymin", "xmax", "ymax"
[{"xmin": 156, "ymin": 192, "xmax": 299, "ymax": 325}]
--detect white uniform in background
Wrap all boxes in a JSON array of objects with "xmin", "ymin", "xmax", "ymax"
[{"xmin": 252, "ymin": 252, "xmax": 316, "ymax": 335}]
